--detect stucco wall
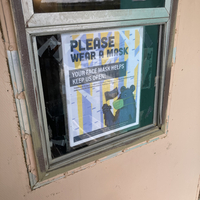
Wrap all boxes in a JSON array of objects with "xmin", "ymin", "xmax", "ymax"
[{"xmin": 1, "ymin": 0, "xmax": 200, "ymax": 199}]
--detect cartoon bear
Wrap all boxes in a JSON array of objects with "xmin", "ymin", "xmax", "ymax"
[{"xmin": 102, "ymin": 85, "xmax": 136, "ymax": 127}]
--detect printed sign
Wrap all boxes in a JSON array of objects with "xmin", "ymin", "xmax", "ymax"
[{"xmin": 62, "ymin": 27, "xmax": 143, "ymax": 147}]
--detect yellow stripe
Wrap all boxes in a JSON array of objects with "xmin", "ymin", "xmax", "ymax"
[
  {"xmin": 124, "ymin": 42, "xmax": 129, "ymax": 61},
  {"xmin": 124, "ymin": 71, "xmax": 127, "ymax": 88},
  {"xmin": 90, "ymin": 82, "xmax": 93, "ymax": 111},
  {"xmin": 135, "ymin": 30, "xmax": 140, "ymax": 54},
  {"xmin": 77, "ymin": 87, "xmax": 83, "ymax": 135},
  {"xmin": 115, "ymin": 31, "xmax": 119, "ymax": 49},
  {"xmin": 134, "ymin": 64, "xmax": 138, "ymax": 97},
  {"xmin": 72, "ymin": 34, "xmax": 79, "ymax": 40},
  {"xmin": 101, "ymin": 32, "xmax": 110, "ymax": 65},
  {"xmin": 101, "ymin": 32, "xmax": 111, "ymax": 126},
  {"xmin": 86, "ymin": 33, "xmax": 93, "ymax": 66},
  {"xmin": 113, "ymin": 31, "xmax": 120, "ymax": 115},
  {"xmin": 125, "ymin": 30, "xmax": 130, "ymax": 40},
  {"xmin": 134, "ymin": 30, "xmax": 140, "ymax": 96},
  {"xmin": 124, "ymin": 31, "xmax": 129, "ymax": 90}
]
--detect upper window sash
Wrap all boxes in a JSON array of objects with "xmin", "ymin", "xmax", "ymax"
[{"xmin": 22, "ymin": 0, "xmax": 172, "ymax": 28}]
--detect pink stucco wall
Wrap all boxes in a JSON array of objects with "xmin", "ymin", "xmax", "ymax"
[{"xmin": 1, "ymin": 0, "xmax": 200, "ymax": 199}]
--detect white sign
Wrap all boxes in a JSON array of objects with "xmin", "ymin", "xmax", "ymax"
[{"xmin": 62, "ymin": 27, "xmax": 143, "ymax": 147}]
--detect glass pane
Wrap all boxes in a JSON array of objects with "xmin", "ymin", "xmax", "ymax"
[
  {"xmin": 33, "ymin": 0, "xmax": 165, "ymax": 13},
  {"xmin": 36, "ymin": 25, "xmax": 159, "ymax": 159}
]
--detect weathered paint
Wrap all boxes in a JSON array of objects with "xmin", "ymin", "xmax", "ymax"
[
  {"xmin": 0, "ymin": 0, "xmax": 17, "ymax": 50},
  {"xmin": 27, "ymin": 8, "xmax": 169, "ymax": 27},
  {"xmin": 124, "ymin": 137, "xmax": 160, "ymax": 153},
  {"xmin": 173, "ymin": 47, "xmax": 177, "ymax": 63},
  {"xmin": 165, "ymin": 115, "xmax": 169, "ymax": 134},
  {"xmin": 100, "ymin": 151, "xmax": 123, "ymax": 163}
]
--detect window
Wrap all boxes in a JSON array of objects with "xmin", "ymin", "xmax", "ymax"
[
  {"xmin": 33, "ymin": 0, "xmax": 165, "ymax": 12},
  {"xmin": 10, "ymin": 0, "xmax": 177, "ymax": 188}
]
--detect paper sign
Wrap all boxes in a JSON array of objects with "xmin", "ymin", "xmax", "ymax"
[{"xmin": 62, "ymin": 27, "xmax": 143, "ymax": 147}]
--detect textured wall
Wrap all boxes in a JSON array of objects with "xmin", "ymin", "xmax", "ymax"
[{"xmin": 0, "ymin": 0, "xmax": 200, "ymax": 199}]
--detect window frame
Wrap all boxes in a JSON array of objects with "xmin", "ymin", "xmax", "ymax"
[
  {"xmin": 22, "ymin": 1, "xmax": 171, "ymax": 27},
  {"xmin": 9, "ymin": 0, "xmax": 177, "ymax": 189}
]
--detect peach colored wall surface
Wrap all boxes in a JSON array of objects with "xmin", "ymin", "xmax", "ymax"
[{"xmin": 1, "ymin": 0, "xmax": 200, "ymax": 199}]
